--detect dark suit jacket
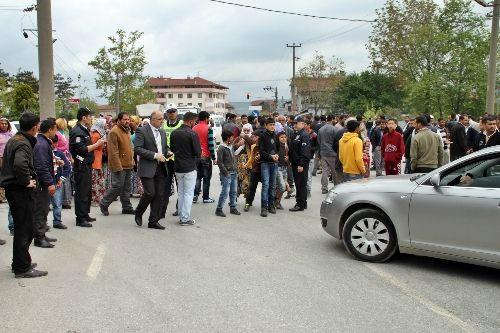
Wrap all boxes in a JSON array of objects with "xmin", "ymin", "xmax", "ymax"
[
  {"xmin": 450, "ymin": 123, "xmax": 467, "ymax": 160},
  {"xmin": 134, "ymin": 124, "xmax": 169, "ymax": 178}
]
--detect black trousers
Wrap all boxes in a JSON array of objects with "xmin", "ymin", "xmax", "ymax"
[
  {"xmin": 74, "ymin": 162, "xmax": 92, "ymax": 223},
  {"xmin": 292, "ymin": 163, "xmax": 309, "ymax": 209},
  {"xmin": 137, "ymin": 163, "xmax": 166, "ymax": 223},
  {"xmin": 245, "ymin": 171, "xmax": 261, "ymax": 206},
  {"xmin": 6, "ymin": 188, "xmax": 35, "ymax": 274},
  {"xmin": 161, "ymin": 160, "xmax": 176, "ymax": 217},
  {"xmin": 194, "ymin": 157, "xmax": 213, "ymax": 200},
  {"xmin": 33, "ymin": 186, "xmax": 50, "ymax": 239}
]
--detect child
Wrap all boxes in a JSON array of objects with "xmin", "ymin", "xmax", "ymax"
[
  {"xmin": 243, "ymin": 135, "xmax": 260, "ymax": 212},
  {"xmin": 215, "ymin": 130, "xmax": 241, "ymax": 217},
  {"xmin": 51, "ymin": 135, "xmax": 71, "ymax": 229},
  {"xmin": 381, "ymin": 118, "xmax": 405, "ymax": 175},
  {"xmin": 275, "ymin": 132, "xmax": 290, "ymax": 210}
]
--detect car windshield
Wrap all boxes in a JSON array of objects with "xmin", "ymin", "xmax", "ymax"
[{"xmin": 409, "ymin": 174, "xmax": 426, "ymax": 182}]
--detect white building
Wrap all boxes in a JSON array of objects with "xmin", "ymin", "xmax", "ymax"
[{"xmin": 147, "ymin": 76, "xmax": 229, "ymax": 115}]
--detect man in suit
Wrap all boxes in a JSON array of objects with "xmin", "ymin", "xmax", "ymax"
[
  {"xmin": 450, "ymin": 114, "xmax": 469, "ymax": 161},
  {"xmin": 134, "ymin": 111, "xmax": 171, "ymax": 230}
]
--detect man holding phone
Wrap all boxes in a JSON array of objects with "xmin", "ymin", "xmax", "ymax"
[{"xmin": 0, "ymin": 112, "xmax": 49, "ymax": 278}]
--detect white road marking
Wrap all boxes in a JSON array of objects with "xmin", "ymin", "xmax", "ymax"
[
  {"xmin": 86, "ymin": 244, "xmax": 106, "ymax": 280},
  {"xmin": 364, "ymin": 263, "xmax": 476, "ymax": 333}
]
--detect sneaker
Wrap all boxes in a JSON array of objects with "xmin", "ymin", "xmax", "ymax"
[
  {"xmin": 322, "ymin": 189, "xmax": 328, "ymax": 194},
  {"xmin": 100, "ymin": 204, "xmax": 109, "ymax": 216},
  {"xmin": 275, "ymin": 202, "xmax": 284, "ymax": 210},
  {"xmin": 53, "ymin": 223, "xmax": 68, "ymax": 230},
  {"xmin": 215, "ymin": 209, "xmax": 226, "ymax": 217},
  {"xmin": 62, "ymin": 204, "xmax": 72, "ymax": 209},
  {"xmin": 260, "ymin": 208, "xmax": 268, "ymax": 217},
  {"xmin": 193, "ymin": 196, "xmax": 198, "ymax": 203},
  {"xmin": 268, "ymin": 205, "xmax": 276, "ymax": 214},
  {"xmin": 203, "ymin": 198, "xmax": 215, "ymax": 203},
  {"xmin": 179, "ymin": 219, "xmax": 196, "ymax": 226},
  {"xmin": 230, "ymin": 207, "xmax": 241, "ymax": 215},
  {"xmin": 172, "ymin": 210, "xmax": 179, "ymax": 217},
  {"xmin": 243, "ymin": 203, "xmax": 250, "ymax": 212}
]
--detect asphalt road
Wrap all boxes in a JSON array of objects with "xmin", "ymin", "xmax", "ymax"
[{"xmin": 1, "ymin": 171, "xmax": 499, "ymax": 333}]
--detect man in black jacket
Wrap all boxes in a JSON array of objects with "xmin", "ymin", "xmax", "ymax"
[
  {"xmin": 450, "ymin": 114, "xmax": 469, "ymax": 161},
  {"xmin": 0, "ymin": 112, "xmax": 48, "ymax": 278},
  {"xmin": 476, "ymin": 115, "xmax": 499, "ymax": 151},
  {"xmin": 257, "ymin": 117, "xmax": 279, "ymax": 217},
  {"xmin": 33, "ymin": 119, "xmax": 58, "ymax": 248},
  {"xmin": 170, "ymin": 112, "xmax": 201, "ymax": 226},
  {"xmin": 289, "ymin": 116, "xmax": 311, "ymax": 212}
]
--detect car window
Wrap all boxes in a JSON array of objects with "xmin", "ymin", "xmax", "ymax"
[{"xmin": 439, "ymin": 155, "xmax": 500, "ymax": 189}]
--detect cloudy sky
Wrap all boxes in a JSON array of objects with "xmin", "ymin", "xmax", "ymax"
[{"xmin": 1, "ymin": 0, "xmax": 389, "ymax": 103}]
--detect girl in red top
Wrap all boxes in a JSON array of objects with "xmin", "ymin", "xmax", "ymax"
[{"xmin": 381, "ymin": 119, "xmax": 405, "ymax": 175}]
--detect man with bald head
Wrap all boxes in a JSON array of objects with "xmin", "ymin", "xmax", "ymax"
[{"xmin": 133, "ymin": 111, "xmax": 171, "ymax": 230}]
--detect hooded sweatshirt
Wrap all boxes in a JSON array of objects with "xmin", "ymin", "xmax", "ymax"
[
  {"xmin": 339, "ymin": 132, "xmax": 365, "ymax": 175},
  {"xmin": 381, "ymin": 130, "xmax": 405, "ymax": 162}
]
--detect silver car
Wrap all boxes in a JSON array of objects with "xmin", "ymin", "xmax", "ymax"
[{"xmin": 320, "ymin": 146, "xmax": 500, "ymax": 269}]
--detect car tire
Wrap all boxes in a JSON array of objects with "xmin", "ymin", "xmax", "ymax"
[{"xmin": 342, "ymin": 208, "xmax": 398, "ymax": 263}]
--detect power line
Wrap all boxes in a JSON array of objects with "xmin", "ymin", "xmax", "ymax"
[
  {"xmin": 303, "ymin": 22, "xmax": 370, "ymax": 45},
  {"xmin": 208, "ymin": 0, "xmax": 376, "ymax": 22},
  {"xmin": 215, "ymin": 79, "xmax": 288, "ymax": 83}
]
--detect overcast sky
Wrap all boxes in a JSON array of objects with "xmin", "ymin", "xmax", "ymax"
[{"xmin": 2, "ymin": 0, "xmax": 391, "ymax": 103}]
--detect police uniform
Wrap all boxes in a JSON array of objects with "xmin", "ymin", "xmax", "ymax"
[
  {"xmin": 289, "ymin": 127, "xmax": 311, "ymax": 210},
  {"xmin": 69, "ymin": 122, "xmax": 94, "ymax": 225}
]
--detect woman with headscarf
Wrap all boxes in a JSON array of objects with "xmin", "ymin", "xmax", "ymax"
[
  {"xmin": 129, "ymin": 116, "xmax": 143, "ymax": 197},
  {"xmin": 55, "ymin": 118, "xmax": 73, "ymax": 209},
  {"xmin": 90, "ymin": 118, "xmax": 107, "ymax": 206},
  {"xmin": 234, "ymin": 123, "xmax": 254, "ymax": 198},
  {"xmin": 0, "ymin": 117, "xmax": 14, "ymax": 203}
]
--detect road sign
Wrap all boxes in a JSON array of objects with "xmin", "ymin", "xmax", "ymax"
[{"xmin": 68, "ymin": 98, "xmax": 80, "ymax": 104}]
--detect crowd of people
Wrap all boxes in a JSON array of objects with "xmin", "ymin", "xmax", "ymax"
[{"xmin": 0, "ymin": 105, "xmax": 498, "ymax": 278}]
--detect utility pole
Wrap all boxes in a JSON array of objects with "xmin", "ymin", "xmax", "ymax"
[
  {"xmin": 287, "ymin": 43, "xmax": 301, "ymax": 115},
  {"xmin": 263, "ymin": 86, "xmax": 278, "ymax": 112},
  {"xmin": 37, "ymin": 0, "xmax": 56, "ymax": 119},
  {"xmin": 486, "ymin": 0, "xmax": 499, "ymax": 115}
]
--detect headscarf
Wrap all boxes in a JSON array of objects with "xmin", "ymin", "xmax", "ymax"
[
  {"xmin": 0, "ymin": 117, "xmax": 12, "ymax": 133},
  {"xmin": 91, "ymin": 118, "xmax": 107, "ymax": 137},
  {"xmin": 274, "ymin": 121, "xmax": 284, "ymax": 135},
  {"xmin": 242, "ymin": 123, "xmax": 253, "ymax": 135}
]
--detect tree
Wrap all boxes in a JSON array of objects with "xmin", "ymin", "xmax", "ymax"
[
  {"xmin": 88, "ymin": 29, "xmax": 153, "ymax": 113},
  {"xmin": 54, "ymin": 73, "xmax": 76, "ymax": 100},
  {"xmin": 9, "ymin": 83, "xmax": 38, "ymax": 119},
  {"xmin": 296, "ymin": 51, "xmax": 345, "ymax": 115},
  {"xmin": 14, "ymin": 70, "xmax": 39, "ymax": 93}
]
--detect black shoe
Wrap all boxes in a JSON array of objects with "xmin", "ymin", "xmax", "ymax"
[
  {"xmin": 122, "ymin": 209, "xmax": 135, "ymax": 215},
  {"xmin": 322, "ymin": 189, "xmax": 328, "ymax": 194},
  {"xmin": 44, "ymin": 236, "xmax": 57, "ymax": 242},
  {"xmin": 172, "ymin": 210, "xmax": 179, "ymax": 217},
  {"xmin": 53, "ymin": 223, "xmax": 68, "ymax": 230},
  {"xmin": 12, "ymin": 262, "xmax": 37, "ymax": 273},
  {"xmin": 45, "ymin": 225, "xmax": 51, "ymax": 232},
  {"xmin": 148, "ymin": 222, "xmax": 165, "ymax": 230},
  {"xmin": 76, "ymin": 221, "xmax": 93, "ymax": 228},
  {"xmin": 260, "ymin": 208, "xmax": 268, "ymax": 217},
  {"xmin": 179, "ymin": 219, "xmax": 196, "ymax": 226},
  {"xmin": 86, "ymin": 217, "xmax": 97, "ymax": 222},
  {"xmin": 230, "ymin": 207, "xmax": 241, "ymax": 215},
  {"xmin": 135, "ymin": 214, "xmax": 143, "ymax": 226},
  {"xmin": 62, "ymin": 204, "xmax": 72, "ymax": 209},
  {"xmin": 193, "ymin": 196, "xmax": 198, "ymax": 203},
  {"xmin": 289, "ymin": 205, "xmax": 304, "ymax": 212},
  {"xmin": 100, "ymin": 204, "xmax": 109, "ymax": 216},
  {"xmin": 0, "ymin": 239, "xmax": 6, "ymax": 246},
  {"xmin": 275, "ymin": 203, "xmax": 284, "ymax": 210},
  {"xmin": 243, "ymin": 203, "xmax": 250, "ymax": 212},
  {"xmin": 9, "ymin": 229, "xmax": 14, "ymax": 236},
  {"xmin": 15, "ymin": 268, "xmax": 48, "ymax": 278},
  {"xmin": 268, "ymin": 205, "xmax": 276, "ymax": 214},
  {"xmin": 34, "ymin": 238, "xmax": 54, "ymax": 248},
  {"xmin": 215, "ymin": 209, "xmax": 226, "ymax": 217}
]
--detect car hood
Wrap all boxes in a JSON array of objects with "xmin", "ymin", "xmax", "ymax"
[{"xmin": 333, "ymin": 174, "xmax": 418, "ymax": 194}]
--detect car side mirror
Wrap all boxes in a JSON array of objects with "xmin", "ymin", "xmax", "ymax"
[{"xmin": 429, "ymin": 174, "xmax": 440, "ymax": 187}]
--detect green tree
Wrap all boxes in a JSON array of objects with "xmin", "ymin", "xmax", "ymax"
[
  {"xmin": 9, "ymin": 83, "xmax": 38, "ymax": 119},
  {"xmin": 14, "ymin": 70, "xmax": 39, "ymax": 93},
  {"xmin": 54, "ymin": 73, "xmax": 78, "ymax": 117},
  {"xmin": 88, "ymin": 30, "xmax": 153, "ymax": 113},
  {"xmin": 296, "ymin": 51, "xmax": 345, "ymax": 115}
]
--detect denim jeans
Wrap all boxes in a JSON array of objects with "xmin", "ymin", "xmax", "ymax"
[
  {"xmin": 8, "ymin": 208, "xmax": 13, "ymax": 231},
  {"xmin": 51, "ymin": 185, "xmax": 63, "ymax": 226},
  {"xmin": 194, "ymin": 157, "xmax": 213, "ymax": 200},
  {"xmin": 307, "ymin": 158, "xmax": 314, "ymax": 193},
  {"xmin": 343, "ymin": 173, "xmax": 363, "ymax": 182},
  {"xmin": 217, "ymin": 172, "xmax": 237, "ymax": 210},
  {"xmin": 276, "ymin": 166, "xmax": 288, "ymax": 193},
  {"xmin": 260, "ymin": 162, "xmax": 277, "ymax": 207},
  {"xmin": 62, "ymin": 175, "xmax": 73, "ymax": 206},
  {"xmin": 176, "ymin": 170, "xmax": 197, "ymax": 223}
]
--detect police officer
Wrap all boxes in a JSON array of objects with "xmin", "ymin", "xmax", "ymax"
[
  {"xmin": 69, "ymin": 108, "xmax": 105, "ymax": 227},
  {"xmin": 289, "ymin": 116, "xmax": 311, "ymax": 212}
]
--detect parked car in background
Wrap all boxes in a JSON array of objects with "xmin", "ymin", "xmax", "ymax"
[
  {"xmin": 320, "ymin": 146, "xmax": 500, "ymax": 269},
  {"xmin": 10, "ymin": 121, "xmax": 19, "ymax": 134}
]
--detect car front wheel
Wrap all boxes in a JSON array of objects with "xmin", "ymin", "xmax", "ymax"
[{"xmin": 342, "ymin": 208, "xmax": 398, "ymax": 263}]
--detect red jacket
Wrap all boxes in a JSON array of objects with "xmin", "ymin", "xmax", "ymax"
[{"xmin": 381, "ymin": 130, "xmax": 405, "ymax": 162}]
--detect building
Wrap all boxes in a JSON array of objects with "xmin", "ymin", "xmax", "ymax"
[
  {"xmin": 147, "ymin": 76, "xmax": 229, "ymax": 115},
  {"xmin": 251, "ymin": 99, "xmax": 276, "ymax": 115}
]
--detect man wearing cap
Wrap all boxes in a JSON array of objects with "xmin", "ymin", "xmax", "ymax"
[
  {"xmin": 161, "ymin": 104, "xmax": 183, "ymax": 218},
  {"xmin": 69, "ymin": 107, "xmax": 105, "ymax": 227},
  {"xmin": 289, "ymin": 116, "xmax": 311, "ymax": 212}
]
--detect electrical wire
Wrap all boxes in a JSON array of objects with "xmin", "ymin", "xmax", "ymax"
[{"xmin": 208, "ymin": 0, "xmax": 376, "ymax": 22}]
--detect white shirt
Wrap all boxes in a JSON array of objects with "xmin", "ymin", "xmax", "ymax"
[{"xmin": 152, "ymin": 126, "xmax": 163, "ymax": 155}]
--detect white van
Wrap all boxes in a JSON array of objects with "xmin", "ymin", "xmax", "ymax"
[{"xmin": 210, "ymin": 114, "xmax": 224, "ymax": 145}]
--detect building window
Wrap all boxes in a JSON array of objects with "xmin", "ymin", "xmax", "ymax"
[
  {"xmin": 178, "ymin": 93, "xmax": 183, "ymax": 99},
  {"xmin": 156, "ymin": 92, "xmax": 165, "ymax": 98},
  {"xmin": 187, "ymin": 103, "xmax": 192, "ymax": 106},
  {"xmin": 209, "ymin": 93, "xmax": 213, "ymax": 98},
  {"xmin": 168, "ymin": 93, "xmax": 173, "ymax": 98},
  {"xmin": 178, "ymin": 102, "xmax": 183, "ymax": 106},
  {"xmin": 198, "ymin": 93, "xmax": 202, "ymax": 98},
  {"xmin": 198, "ymin": 103, "xmax": 202, "ymax": 107},
  {"xmin": 187, "ymin": 93, "xmax": 192, "ymax": 98}
]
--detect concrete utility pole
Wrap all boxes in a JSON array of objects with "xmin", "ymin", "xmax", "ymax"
[
  {"xmin": 263, "ymin": 86, "xmax": 278, "ymax": 112},
  {"xmin": 37, "ymin": 0, "xmax": 56, "ymax": 119},
  {"xmin": 287, "ymin": 43, "xmax": 301, "ymax": 115},
  {"xmin": 486, "ymin": 0, "xmax": 499, "ymax": 115}
]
